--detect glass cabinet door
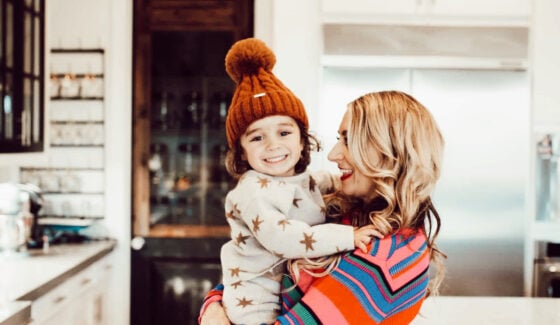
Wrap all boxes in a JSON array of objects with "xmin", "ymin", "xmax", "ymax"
[
  {"xmin": 132, "ymin": 0, "xmax": 253, "ymax": 238},
  {"xmin": 148, "ymin": 31, "xmax": 235, "ymax": 228}
]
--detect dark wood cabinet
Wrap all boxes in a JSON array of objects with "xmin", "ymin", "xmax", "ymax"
[
  {"xmin": 132, "ymin": 1, "xmax": 253, "ymax": 323},
  {"xmin": 0, "ymin": 0, "xmax": 44, "ymax": 152}
]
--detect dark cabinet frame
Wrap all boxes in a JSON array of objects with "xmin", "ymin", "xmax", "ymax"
[
  {"xmin": 132, "ymin": 0, "xmax": 253, "ymax": 237},
  {"xmin": 0, "ymin": 0, "xmax": 44, "ymax": 152}
]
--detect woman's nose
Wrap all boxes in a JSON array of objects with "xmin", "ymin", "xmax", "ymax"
[{"xmin": 327, "ymin": 142, "xmax": 343, "ymax": 162}]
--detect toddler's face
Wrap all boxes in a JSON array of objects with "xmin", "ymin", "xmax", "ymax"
[{"xmin": 240, "ymin": 115, "xmax": 303, "ymax": 177}]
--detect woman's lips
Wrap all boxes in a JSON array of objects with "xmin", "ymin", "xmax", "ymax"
[{"xmin": 340, "ymin": 169, "xmax": 353, "ymax": 181}]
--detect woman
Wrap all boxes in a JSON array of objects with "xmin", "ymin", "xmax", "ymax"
[{"xmin": 200, "ymin": 90, "xmax": 446, "ymax": 324}]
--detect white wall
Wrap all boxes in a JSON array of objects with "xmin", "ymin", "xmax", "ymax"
[
  {"xmin": 254, "ymin": 0, "xmax": 325, "ymax": 170},
  {"xmin": 0, "ymin": 1, "xmax": 132, "ymax": 323}
]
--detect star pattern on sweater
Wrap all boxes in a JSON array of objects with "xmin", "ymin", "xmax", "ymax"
[
  {"xmin": 292, "ymin": 197, "xmax": 302, "ymax": 208},
  {"xmin": 236, "ymin": 297, "xmax": 253, "ymax": 308},
  {"xmin": 309, "ymin": 176, "xmax": 317, "ymax": 192},
  {"xmin": 252, "ymin": 215, "xmax": 263, "ymax": 233},
  {"xmin": 229, "ymin": 267, "xmax": 243, "ymax": 277},
  {"xmin": 300, "ymin": 232, "xmax": 316, "ymax": 251},
  {"xmin": 226, "ymin": 203, "xmax": 241, "ymax": 220},
  {"xmin": 278, "ymin": 219, "xmax": 291, "ymax": 231},
  {"xmin": 235, "ymin": 232, "xmax": 250, "ymax": 246},
  {"xmin": 257, "ymin": 176, "xmax": 270, "ymax": 188},
  {"xmin": 231, "ymin": 280, "xmax": 243, "ymax": 289}
]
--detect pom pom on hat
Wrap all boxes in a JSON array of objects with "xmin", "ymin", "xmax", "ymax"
[
  {"xmin": 225, "ymin": 38, "xmax": 276, "ymax": 84},
  {"xmin": 224, "ymin": 38, "xmax": 309, "ymax": 148}
]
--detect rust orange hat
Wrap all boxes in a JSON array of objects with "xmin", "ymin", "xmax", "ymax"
[{"xmin": 225, "ymin": 38, "xmax": 308, "ymax": 148}]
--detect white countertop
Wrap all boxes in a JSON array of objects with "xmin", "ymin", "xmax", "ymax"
[
  {"xmin": 0, "ymin": 240, "xmax": 116, "ymax": 302},
  {"xmin": 412, "ymin": 296, "xmax": 560, "ymax": 324}
]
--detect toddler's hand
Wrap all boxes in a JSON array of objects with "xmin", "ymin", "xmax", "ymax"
[{"xmin": 353, "ymin": 225, "xmax": 383, "ymax": 253}]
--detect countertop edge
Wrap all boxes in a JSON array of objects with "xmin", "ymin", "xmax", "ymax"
[
  {"xmin": 16, "ymin": 240, "xmax": 117, "ymax": 302},
  {"xmin": 0, "ymin": 301, "xmax": 31, "ymax": 325}
]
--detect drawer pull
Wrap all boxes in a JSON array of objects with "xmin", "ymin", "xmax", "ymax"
[
  {"xmin": 53, "ymin": 296, "xmax": 66, "ymax": 304},
  {"xmin": 81, "ymin": 278, "xmax": 92, "ymax": 286}
]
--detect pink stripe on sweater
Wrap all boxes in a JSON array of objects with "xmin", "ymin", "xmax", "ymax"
[
  {"xmin": 386, "ymin": 235, "xmax": 426, "ymax": 269},
  {"xmin": 302, "ymin": 287, "xmax": 351, "ymax": 324}
]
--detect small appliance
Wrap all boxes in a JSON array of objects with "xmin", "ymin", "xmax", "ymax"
[
  {"xmin": 0, "ymin": 183, "xmax": 43, "ymax": 256},
  {"xmin": 533, "ymin": 241, "xmax": 560, "ymax": 297}
]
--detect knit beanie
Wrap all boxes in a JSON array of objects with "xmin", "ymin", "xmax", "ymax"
[{"xmin": 224, "ymin": 38, "xmax": 308, "ymax": 148}]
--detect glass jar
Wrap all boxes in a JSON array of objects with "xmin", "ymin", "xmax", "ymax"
[
  {"xmin": 175, "ymin": 143, "xmax": 200, "ymax": 191},
  {"xmin": 183, "ymin": 90, "xmax": 201, "ymax": 129},
  {"xmin": 211, "ymin": 92, "xmax": 230, "ymax": 129},
  {"xmin": 148, "ymin": 143, "xmax": 169, "ymax": 198}
]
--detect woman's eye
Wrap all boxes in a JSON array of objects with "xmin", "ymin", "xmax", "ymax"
[{"xmin": 336, "ymin": 135, "xmax": 348, "ymax": 146}]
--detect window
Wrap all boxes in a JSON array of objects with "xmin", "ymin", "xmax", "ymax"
[{"xmin": 0, "ymin": 0, "xmax": 44, "ymax": 152}]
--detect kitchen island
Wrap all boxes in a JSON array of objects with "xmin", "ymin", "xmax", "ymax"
[
  {"xmin": 412, "ymin": 296, "xmax": 560, "ymax": 324},
  {"xmin": 0, "ymin": 240, "xmax": 116, "ymax": 324}
]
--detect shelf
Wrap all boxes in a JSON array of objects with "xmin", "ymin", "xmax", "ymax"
[
  {"xmin": 38, "ymin": 217, "xmax": 101, "ymax": 227},
  {"xmin": 50, "ymin": 97, "xmax": 104, "ymax": 101},
  {"xmin": 50, "ymin": 144, "xmax": 104, "ymax": 148},
  {"xmin": 41, "ymin": 191, "xmax": 105, "ymax": 195},
  {"xmin": 20, "ymin": 167, "xmax": 104, "ymax": 171},
  {"xmin": 531, "ymin": 221, "xmax": 560, "ymax": 242},
  {"xmin": 50, "ymin": 73, "xmax": 104, "ymax": 78},
  {"xmin": 51, "ymin": 48, "xmax": 105, "ymax": 54},
  {"xmin": 149, "ymin": 224, "xmax": 230, "ymax": 238},
  {"xmin": 50, "ymin": 120, "xmax": 104, "ymax": 125}
]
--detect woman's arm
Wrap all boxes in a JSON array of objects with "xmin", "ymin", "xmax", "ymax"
[
  {"xmin": 277, "ymin": 231, "xmax": 430, "ymax": 324},
  {"xmin": 198, "ymin": 284, "xmax": 228, "ymax": 325}
]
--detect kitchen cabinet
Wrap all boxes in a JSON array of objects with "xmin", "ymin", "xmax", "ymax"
[
  {"xmin": 320, "ymin": 0, "xmax": 530, "ymax": 25},
  {"xmin": 531, "ymin": 0, "xmax": 560, "ymax": 126},
  {"xmin": 132, "ymin": 0, "xmax": 253, "ymax": 323},
  {"xmin": 0, "ymin": 0, "xmax": 45, "ymax": 153},
  {"xmin": 31, "ymin": 252, "xmax": 113, "ymax": 325}
]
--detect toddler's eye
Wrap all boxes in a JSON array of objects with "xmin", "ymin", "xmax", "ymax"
[
  {"xmin": 250, "ymin": 136, "xmax": 263, "ymax": 142},
  {"xmin": 280, "ymin": 131, "xmax": 292, "ymax": 136}
]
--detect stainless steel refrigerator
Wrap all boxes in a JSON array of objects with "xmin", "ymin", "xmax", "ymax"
[{"xmin": 317, "ymin": 68, "xmax": 529, "ymax": 296}]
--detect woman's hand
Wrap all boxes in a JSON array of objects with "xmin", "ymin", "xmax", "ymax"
[
  {"xmin": 353, "ymin": 225, "xmax": 383, "ymax": 253},
  {"xmin": 200, "ymin": 301, "xmax": 230, "ymax": 325}
]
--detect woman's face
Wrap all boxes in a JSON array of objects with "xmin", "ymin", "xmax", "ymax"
[
  {"xmin": 240, "ymin": 115, "xmax": 303, "ymax": 177},
  {"xmin": 327, "ymin": 109, "xmax": 377, "ymax": 200}
]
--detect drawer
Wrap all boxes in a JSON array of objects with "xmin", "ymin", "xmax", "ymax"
[{"xmin": 29, "ymin": 254, "xmax": 113, "ymax": 324}]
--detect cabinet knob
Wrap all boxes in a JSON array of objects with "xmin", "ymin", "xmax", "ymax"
[{"xmin": 131, "ymin": 236, "xmax": 146, "ymax": 250}]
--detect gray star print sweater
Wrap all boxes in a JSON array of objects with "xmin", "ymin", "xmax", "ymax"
[{"xmin": 221, "ymin": 169, "xmax": 354, "ymax": 324}]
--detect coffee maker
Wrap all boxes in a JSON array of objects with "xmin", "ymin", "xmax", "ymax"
[{"xmin": 0, "ymin": 183, "xmax": 43, "ymax": 255}]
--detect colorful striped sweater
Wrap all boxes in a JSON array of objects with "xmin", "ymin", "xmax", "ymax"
[{"xmin": 200, "ymin": 228, "xmax": 430, "ymax": 324}]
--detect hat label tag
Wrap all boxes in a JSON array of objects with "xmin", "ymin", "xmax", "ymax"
[{"xmin": 253, "ymin": 92, "xmax": 266, "ymax": 98}]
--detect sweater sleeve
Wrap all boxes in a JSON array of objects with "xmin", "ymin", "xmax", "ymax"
[
  {"xmin": 276, "ymin": 231, "xmax": 431, "ymax": 324},
  {"xmin": 230, "ymin": 174, "xmax": 355, "ymax": 259},
  {"xmin": 197, "ymin": 284, "xmax": 224, "ymax": 324}
]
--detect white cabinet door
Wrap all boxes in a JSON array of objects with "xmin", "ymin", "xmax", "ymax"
[
  {"xmin": 532, "ymin": 0, "xmax": 560, "ymax": 125},
  {"xmin": 429, "ymin": 0, "xmax": 530, "ymax": 19},
  {"xmin": 321, "ymin": 0, "xmax": 530, "ymax": 24},
  {"xmin": 321, "ymin": 0, "xmax": 416, "ymax": 16}
]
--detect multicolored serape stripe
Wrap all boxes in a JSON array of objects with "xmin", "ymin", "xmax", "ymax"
[
  {"xmin": 277, "ymin": 229, "xmax": 430, "ymax": 324},
  {"xmin": 199, "ymin": 229, "xmax": 430, "ymax": 324}
]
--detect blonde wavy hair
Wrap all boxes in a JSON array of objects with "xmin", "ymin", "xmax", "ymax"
[{"xmin": 288, "ymin": 90, "xmax": 446, "ymax": 296}]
